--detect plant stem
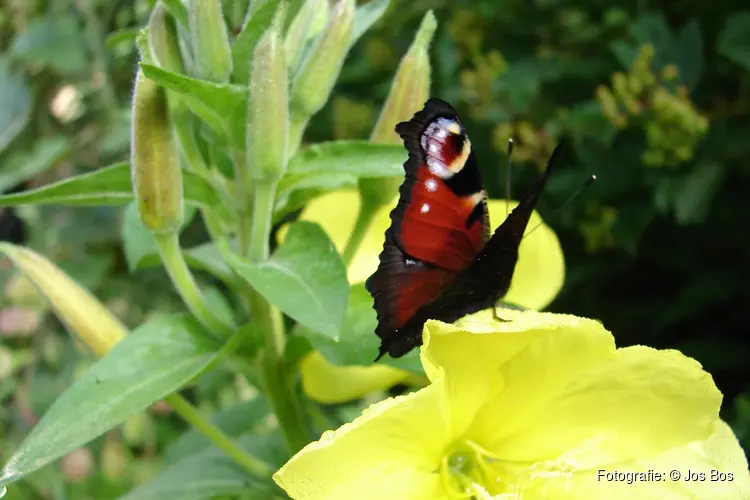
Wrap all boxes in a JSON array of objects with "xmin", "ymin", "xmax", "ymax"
[
  {"xmin": 248, "ymin": 180, "xmax": 309, "ymax": 452},
  {"xmin": 233, "ymin": 151, "xmax": 254, "ymax": 256},
  {"xmin": 165, "ymin": 394, "xmax": 273, "ymax": 477},
  {"xmin": 288, "ymin": 113, "xmax": 309, "ymax": 158},
  {"xmin": 154, "ymin": 232, "xmax": 234, "ymax": 337},
  {"xmin": 341, "ymin": 198, "xmax": 378, "ymax": 266}
]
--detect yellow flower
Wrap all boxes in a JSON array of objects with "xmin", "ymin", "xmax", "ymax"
[
  {"xmin": 274, "ymin": 309, "xmax": 750, "ymax": 499},
  {"xmin": 290, "ymin": 189, "xmax": 565, "ymax": 404}
]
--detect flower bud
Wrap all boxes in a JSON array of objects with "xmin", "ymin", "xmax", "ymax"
[
  {"xmin": 285, "ymin": 0, "xmax": 323, "ymax": 74},
  {"xmin": 289, "ymin": 0, "xmax": 355, "ymax": 151},
  {"xmin": 131, "ymin": 68, "xmax": 184, "ymax": 235},
  {"xmin": 358, "ymin": 11, "xmax": 436, "ymax": 208},
  {"xmin": 246, "ymin": 4, "xmax": 288, "ymax": 182},
  {"xmin": 148, "ymin": 3, "xmax": 184, "ymax": 74},
  {"xmin": 190, "ymin": 0, "xmax": 233, "ymax": 82},
  {"xmin": 0, "ymin": 244, "xmax": 128, "ymax": 357}
]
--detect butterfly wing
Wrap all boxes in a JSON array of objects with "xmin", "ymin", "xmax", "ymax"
[{"xmin": 366, "ymin": 98, "xmax": 491, "ymax": 359}]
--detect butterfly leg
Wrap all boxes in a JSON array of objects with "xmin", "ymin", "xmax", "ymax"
[{"xmin": 492, "ymin": 306, "xmax": 511, "ymax": 323}]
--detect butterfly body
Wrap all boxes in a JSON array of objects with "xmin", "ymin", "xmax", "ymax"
[{"xmin": 366, "ymin": 98, "xmax": 561, "ymax": 360}]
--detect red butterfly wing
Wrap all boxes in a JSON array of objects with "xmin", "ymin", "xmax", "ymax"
[{"xmin": 366, "ymin": 99, "xmax": 490, "ymax": 355}]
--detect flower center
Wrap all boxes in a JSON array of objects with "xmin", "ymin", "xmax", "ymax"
[{"xmin": 441, "ymin": 441, "xmax": 518, "ymax": 499}]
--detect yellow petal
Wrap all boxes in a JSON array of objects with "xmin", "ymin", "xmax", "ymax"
[
  {"xmin": 274, "ymin": 380, "xmax": 453, "ymax": 500},
  {"xmin": 300, "ymin": 351, "xmax": 414, "ymax": 404},
  {"xmin": 470, "ymin": 345, "xmax": 721, "ymax": 469},
  {"xmin": 284, "ymin": 189, "xmax": 396, "ymax": 284},
  {"xmin": 514, "ymin": 419, "xmax": 750, "ymax": 499},
  {"xmin": 421, "ymin": 309, "xmax": 613, "ymax": 439},
  {"xmin": 0, "ymin": 244, "xmax": 127, "ymax": 356},
  {"xmin": 487, "ymin": 200, "xmax": 565, "ymax": 310}
]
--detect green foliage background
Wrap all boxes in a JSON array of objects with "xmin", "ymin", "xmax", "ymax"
[{"xmin": 0, "ymin": 0, "xmax": 748, "ymax": 497}]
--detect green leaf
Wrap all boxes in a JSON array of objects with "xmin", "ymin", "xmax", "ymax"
[
  {"xmin": 10, "ymin": 14, "xmax": 88, "ymax": 75},
  {"xmin": 140, "ymin": 63, "xmax": 247, "ymax": 149},
  {"xmin": 297, "ymin": 284, "xmax": 423, "ymax": 375},
  {"xmin": 276, "ymin": 140, "xmax": 404, "ymax": 211},
  {"xmin": 230, "ymin": 0, "xmax": 279, "ymax": 84},
  {"xmin": 121, "ymin": 203, "xmax": 197, "ymax": 271},
  {"xmin": 0, "ymin": 58, "xmax": 32, "ymax": 155},
  {"xmin": 673, "ymin": 162, "xmax": 724, "ymax": 225},
  {"xmin": 0, "ymin": 315, "xmax": 223, "ymax": 488},
  {"xmin": 122, "ymin": 434, "xmax": 286, "ymax": 500},
  {"xmin": 718, "ymin": 12, "xmax": 750, "ymax": 71},
  {"xmin": 286, "ymin": 140, "xmax": 404, "ymax": 176},
  {"xmin": 0, "ymin": 137, "xmax": 70, "ymax": 193},
  {"xmin": 351, "ymin": 0, "xmax": 390, "ymax": 46},
  {"xmin": 0, "ymin": 163, "xmax": 228, "ymax": 215},
  {"xmin": 672, "ymin": 20, "xmax": 703, "ymax": 90},
  {"xmin": 164, "ymin": 398, "xmax": 270, "ymax": 464},
  {"xmin": 227, "ymin": 221, "xmax": 348, "ymax": 338}
]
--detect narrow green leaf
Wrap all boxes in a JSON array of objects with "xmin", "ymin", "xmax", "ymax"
[
  {"xmin": 0, "ymin": 163, "xmax": 227, "ymax": 215},
  {"xmin": 0, "ymin": 57, "xmax": 32, "ymax": 154},
  {"xmin": 0, "ymin": 315, "xmax": 222, "ymax": 488},
  {"xmin": 350, "ymin": 0, "xmax": 390, "ymax": 46},
  {"xmin": 275, "ymin": 141, "xmax": 404, "ymax": 215},
  {"xmin": 0, "ymin": 162, "xmax": 132, "ymax": 206},
  {"xmin": 286, "ymin": 140, "xmax": 404, "ymax": 176},
  {"xmin": 164, "ymin": 398, "xmax": 270, "ymax": 464},
  {"xmin": 0, "ymin": 137, "xmax": 71, "ymax": 193},
  {"xmin": 140, "ymin": 63, "xmax": 247, "ymax": 148},
  {"xmin": 230, "ymin": 0, "xmax": 279, "ymax": 84},
  {"xmin": 227, "ymin": 221, "xmax": 348, "ymax": 338},
  {"xmin": 122, "ymin": 434, "xmax": 287, "ymax": 500}
]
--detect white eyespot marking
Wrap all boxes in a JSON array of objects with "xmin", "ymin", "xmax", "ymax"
[
  {"xmin": 434, "ymin": 128, "xmax": 448, "ymax": 140},
  {"xmin": 427, "ymin": 157, "xmax": 453, "ymax": 179},
  {"xmin": 405, "ymin": 258, "xmax": 417, "ymax": 266},
  {"xmin": 420, "ymin": 203, "xmax": 430, "ymax": 214},
  {"xmin": 425, "ymin": 178, "xmax": 438, "ymax": 192},
  {"xmin": 428, "ymin": 143, "xmax": 439, "ymax": 153}
]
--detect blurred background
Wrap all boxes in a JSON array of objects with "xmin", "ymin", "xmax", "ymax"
[{"xmin": 1, "ymin": 0, "xmax": 748, "ymax": 497}]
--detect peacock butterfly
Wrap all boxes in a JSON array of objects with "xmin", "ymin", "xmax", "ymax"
[{"xmin": 365, "ymin": 98, "xmax": 562, "ymax": 360}]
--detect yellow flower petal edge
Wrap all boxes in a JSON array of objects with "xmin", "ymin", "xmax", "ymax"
[
  {"xmin": 518, "ymin": 420, "xmax": 750, "ymax": 500},
  {"xmin": 487, "ymin": 199, "xmax": 565, "ymax": 310},
  {"xmin": 277, "ymin": 309, "xmax": 746, "ymax": 499},
  {"xmin": 300, "ymin": 351, "xmax": 418, "ymax": 404},
  {"xmin": 274, "ymin": 380, "xmax": 452, "ymax": 500}
]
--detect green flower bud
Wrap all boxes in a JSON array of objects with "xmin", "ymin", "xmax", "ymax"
[
  {"xmin": 289, "ymin": 0, "xmax": 355, "ymax": 152},
  {"xmin": 285, "ymin": 0, "xmax": 323, "ymax": 75},
  {"xmin": 246, "ymin": 4, "xmax": 289, "ymax": 182},
  {"xmin": 131, "ymin": 68, "xmax": 184, "ymax": 234},
  {"xmin": 148, "ymin": 3, "xmax": 184, "ymax": 74},
  {"xmin": 190, "ymin": 0, "xmax": 233, "ymax": 82},
  {"xmin": 358, "ymin": 11, "xmax": 436, "ymax": 209}
]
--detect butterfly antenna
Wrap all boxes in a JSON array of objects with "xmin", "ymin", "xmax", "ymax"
[
  {"xmin": 506, "ymin": 138, "xmax": 514, "ymax": 218},
  {"xmin": 523, "ymin": 174, "xmax": 597, "ymax": 239}
]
